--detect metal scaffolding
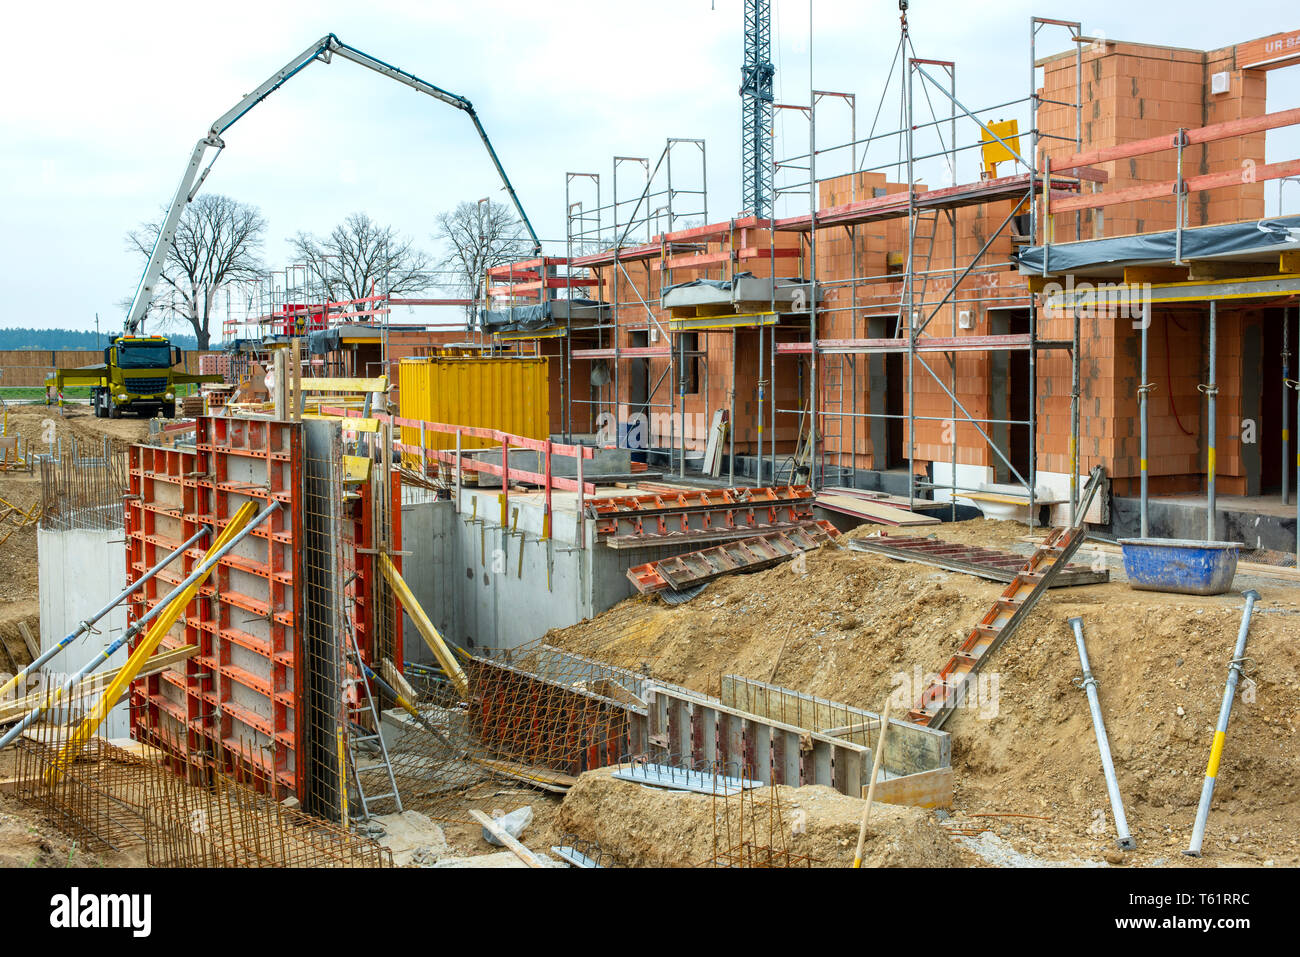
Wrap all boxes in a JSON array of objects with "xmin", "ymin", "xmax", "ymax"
[{"xmin": 765, "ymin": 13, "xmax": 1086, "ymax": 526}]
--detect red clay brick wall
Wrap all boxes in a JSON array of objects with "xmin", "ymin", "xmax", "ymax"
[{"xmin": 1039, "ymin": 39, "xmax": 1268, "ymax": 241}]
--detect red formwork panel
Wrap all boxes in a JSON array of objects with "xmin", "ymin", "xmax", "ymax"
[{"xmin": 128, "ymin": 417, "xmax": 304, "ymax": 798}]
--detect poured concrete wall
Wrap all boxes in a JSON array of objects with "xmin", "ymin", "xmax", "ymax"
[
  {"xmin": 401, "ymin": 493, "xmax": 687, "ymax": 655},
  {"xmin": 36, "ymin": 526, "xmax": 130, "ymax": 738}
]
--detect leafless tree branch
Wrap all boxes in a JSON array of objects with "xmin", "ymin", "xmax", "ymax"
[
  {"xmin": 434, "ymin": 200, "xmax": 526, "ymax": 324},
  {"xmin": 291, "ymin": 213, "xmax": 434, "ymax": 316},
  {"xmin": 125, "ymin": 193, "xmax": 266, "ymax": 349}
]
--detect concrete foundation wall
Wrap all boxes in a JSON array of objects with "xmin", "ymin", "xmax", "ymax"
[
  {"xmin": 37, "ymin": 526, "xmax": 130, "ymax": 738},
  {"xmin": 401, "ymin": 494, "xmax": 691, "ymax": 655}
]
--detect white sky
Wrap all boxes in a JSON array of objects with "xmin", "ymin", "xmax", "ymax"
[{"xmin": 1, "ymin": 0, "xmax": 1297, "ymax": 334}]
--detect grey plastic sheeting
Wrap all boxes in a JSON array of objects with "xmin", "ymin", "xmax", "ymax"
[
  {"xmin": 307, "ymin": 328, "xmax": 342, "ymax": 355},
  {"xmin": 1015, "ymin": 216, "xmax": 1300, "ymax": 274},
  {"xmin": 480, "ymin": 297, "xmax": 606, "ymax": 332}
]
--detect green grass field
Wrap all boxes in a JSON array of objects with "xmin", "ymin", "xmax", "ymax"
[{"xmin": 0, "ymin": 384, "xmax": 199, "ymax": 402}]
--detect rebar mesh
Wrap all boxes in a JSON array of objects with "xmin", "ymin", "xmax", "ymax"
[
  {"xmin": 143, "ymin": 752, "xmax": 393, "ymax": 868},
  {"xmin": 301, "ymin": 420, "xmax": 348, "ymax": 822},
  {"xmin": 12, "ymin": 710, "xmax": 392, "ymax": 867},
  {"xmin": 383, "ymin": 640, "xmax": 649, "ymax": 822},
  {"xmin": 13, "ymin": 706, "xmax": 153, "ymax": 854},
  {"xmin": 706, "ymin": 769, "xmax": 820, "ymax": 868},
  {"xmin": 38, "ymin": 436, "xmax": 126, "ymax": 532}
]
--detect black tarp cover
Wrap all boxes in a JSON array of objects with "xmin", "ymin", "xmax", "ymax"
[{"xmin": 1016, "ymin": 216, "xmax": 1300, "ymax": 274}]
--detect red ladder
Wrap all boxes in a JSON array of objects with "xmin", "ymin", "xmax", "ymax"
[{"xmin": 907, "ymin": 467, "xmax": 1105, "ymax": 728}]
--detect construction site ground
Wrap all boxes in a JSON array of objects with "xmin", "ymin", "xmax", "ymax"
[
  {"xmin": 541, "ymin": 519, "xmax": 1300, "ymax": 868},
  {"xmin": 3, "ymin": 403, "xmax": 1297, "ymax": 867}
]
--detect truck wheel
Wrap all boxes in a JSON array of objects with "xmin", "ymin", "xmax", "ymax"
[
  {"xmin": 163, "ymin": 402, "xmax": 176, "ymax": 419},
  {"xmin": 92, "ymin": 389, "xmax": 105, "ymax": 418},
  {"xmin": 109, "ymin": 399, "xmax": 122, "ymax": 419}
]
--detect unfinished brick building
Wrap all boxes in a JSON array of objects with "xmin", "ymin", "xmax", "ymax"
[{"xmin": 482, "ymin": 17, "xmax": 1300, "ymax": 549}]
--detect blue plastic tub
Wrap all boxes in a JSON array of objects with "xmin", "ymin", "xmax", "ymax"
[{"xmin": 1117, "ymin": 538, "xmax": 1242, "ymax": 596}]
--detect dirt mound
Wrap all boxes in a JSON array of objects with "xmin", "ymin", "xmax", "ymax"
[
  {"xmin": 2, "ymin": 402, "xmax": 151, "ymax": 454},
  {"xmin": 546, "ymin": 535, "xmax": 1003, "ymax": 707},
  {"xmin": 558, "ymin": 767, "xmax": 980, "ymax": 868},
  {"xmin": 546, "ymin": 519, "xmax": 1300, "ymax": 866}
]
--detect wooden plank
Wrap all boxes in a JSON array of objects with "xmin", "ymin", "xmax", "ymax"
[
  {"xmin": 1053, "ymin": 106, "xmax": 1300, "ymax": 170},
  {"xmin": 16, "ymin": 622, "xmax": 38, "ymax": 663},
  {"xmin": 297, "ymin": 376, "xmax": 390, "ymax": 394},
  {"xmin": 380, "ymin": 554, "xmax": 468, "ymax": 698},
  {"xmin": 1053, "ymin": 157, "xmax": 1300, "ymax": 214},
  {"xmin": 816, "ymin": 493, "xmax": 940, "ymax": 526},
  {"xmin": 1234, "ymin": 29, "xmax": 1300, "ymax": 71},
  {"xmin": 870, "ymin": 767, "xmax": 954, "ymax": 809},
  {"xmin": 468, "ymin": 809, "xmax": 546, "ymax": 868},
  {"xmin": 0, "ymin": 645, "xmax": 199, "ymax": 724}
]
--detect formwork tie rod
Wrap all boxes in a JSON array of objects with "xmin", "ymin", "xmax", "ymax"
[
  {"xmin": 1185, "ymin": 589, "xmax": 1260, "ymax": 857},
  {"xmin": 0, "ymin": 502, "xmax": 278, "ymax": 752},
  {"xmin": 1068, "ymin": 616, "xmax": 1135, "ymax": 850},
  {"xmin": 0, "ymin": 526, "xmax": 210, "ymax": 701}
]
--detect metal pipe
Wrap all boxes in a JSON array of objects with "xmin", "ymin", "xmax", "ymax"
[
  {"xmin": 1207, "ymin": 300, "xmax": 1217, "ymax": 540},
  {"xmin": 807, "ymin": 28, "xmax": 818, "ymax": 492},
  {"xmin": 1282, "ymin": 306, "xmax": 1290, "ymax": 506},
  {"xmin": 730, "ymin": 328, "xmax": 736, "ymax": 486},
  {"xmin": 1070, "ymin": 306, "xmax": 1080, "ymax": 524},
  {"xmin": 0, "ymin": 501, "xmax": 280, "ymax": 750},
  {"xmin": 1069, "ymin": 616, "xmax": 1135, "ymax": 850},
  {"xmin": 0, "ymin": 526, "xmax": 210, "ymax": 700},
  {"xmin": 679, "ymin": 331, "xmax": 686, "ymax": 480},
  {"xmin": 758, "ymin": 322, "xmax": 765, "ymax": 485},
  {"xmin": 906, "ymin": 54, "xmax": 916, "ymax": 512},
  {"xmin": 1185, "ymin": 589, "xmax": 1260, "ymax": 857},
  {"xmin": 1140, "ymin": 297, "xmax": 1150, "ymax": 538}
]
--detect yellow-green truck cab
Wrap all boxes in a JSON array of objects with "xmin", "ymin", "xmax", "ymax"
[{"xmin": 46, "ymin": 335, "xmax": 222, "ymax": 418}]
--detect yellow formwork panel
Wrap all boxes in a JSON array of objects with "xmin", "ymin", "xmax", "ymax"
[{"xmin": 398, "ymin": 356, "xmax": 550, "ymax": 460}]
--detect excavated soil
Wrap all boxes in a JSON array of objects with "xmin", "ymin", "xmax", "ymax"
[
  {"xmin": 545, "ymin": 519, "xmax": 1300, "ymax": 867},
  {"xmin": 558, "ymin": 767, "xmax": 982, "ymax": 868}
]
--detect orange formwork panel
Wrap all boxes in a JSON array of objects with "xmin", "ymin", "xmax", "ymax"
[{"xmin": 126, "ymin": 416, "xmax": 397, "ymax": 816}]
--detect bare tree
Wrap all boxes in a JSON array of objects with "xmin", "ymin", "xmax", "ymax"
[
  {"xmin": 126, "ymin": 194, "xmax": 266, "ymax": 349},
  {"xmin": 291, "ymin": 213, "xmax": 433, "ymax": 313},
  {"xmin": 434, "ymin": 200, "xmax": 526, "ymax": 324}
]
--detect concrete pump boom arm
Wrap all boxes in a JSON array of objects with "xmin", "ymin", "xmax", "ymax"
[{"xmin": 123, "ymin": 32, "xmax": 540, "ymax": 334}]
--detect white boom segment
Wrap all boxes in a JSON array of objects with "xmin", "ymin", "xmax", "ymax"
[{"xmin": 124, "ymin": 33, "xmax": 539, "ymax": 334}]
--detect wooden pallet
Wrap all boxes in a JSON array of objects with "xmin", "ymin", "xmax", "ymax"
[
  {"xmin": 627, "ymin": 520, "xmax": 841, "ymax": 594},
  {"xmin": 815, "ymin": 493, "xmax": 939, "ymax": 526}
]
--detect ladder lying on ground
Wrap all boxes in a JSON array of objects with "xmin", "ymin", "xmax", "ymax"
[
  {"xmin": 907, "ymin": 466, "xmax": 1106, "ymax": 729},
  {"xmin": 343, "ymin": 625, "xmax": 402, "ymax": 819}
]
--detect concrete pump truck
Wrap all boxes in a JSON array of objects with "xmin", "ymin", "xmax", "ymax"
[{"xmin": 47, "ymin": 34, "xmax": 539, "ymax": 419}]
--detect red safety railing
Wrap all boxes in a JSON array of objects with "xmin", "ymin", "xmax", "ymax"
[
  {"xmin": 1044, "ymin": 106, "xmax": 1300, "ymax": 216},
  {"xmin": 319, "ymin": 406, "xmax": 597, "ymax": 542}
]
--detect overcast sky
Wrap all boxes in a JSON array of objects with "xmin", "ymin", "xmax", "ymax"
[{"xmin": 2, "ymin": 0, "xmax": 1297, "ymax": 335}]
